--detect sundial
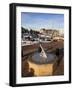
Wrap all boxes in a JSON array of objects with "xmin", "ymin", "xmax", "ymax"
[
  {"xmin": 28, "ymin": 44, "xmax": 58, "ymax": 76},
  {"xmin": 30, "ymin": 44, "xmax": 57, "ymax": 64}
]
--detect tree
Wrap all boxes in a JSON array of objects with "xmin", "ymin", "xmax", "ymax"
[{"xmin": 21, "ymin": 27, "xmax": 29, "ymax": 38}]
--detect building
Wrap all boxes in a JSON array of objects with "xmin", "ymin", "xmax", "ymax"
[{"xmin": 40, "ymin": 28, "xmax": 59, "ymax": 38}]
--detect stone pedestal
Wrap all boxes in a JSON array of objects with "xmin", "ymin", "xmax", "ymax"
[{"xmin": 28, "ymin": 59, "xmax": 58, "ymax": 76}]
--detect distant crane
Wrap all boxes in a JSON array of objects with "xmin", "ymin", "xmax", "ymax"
[{"xmin": 51, "ymin": 30, "xmax": 56, "ymax": 39}]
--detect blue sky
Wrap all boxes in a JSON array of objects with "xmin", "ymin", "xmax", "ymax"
[{"xmin": 21, "ymin": 12, "xmax": 64, "ymax": 30}]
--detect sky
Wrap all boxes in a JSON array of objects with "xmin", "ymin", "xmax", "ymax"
[{"xmin": 21, "ymin": 12, "xmax": 64, "ymax": 31}]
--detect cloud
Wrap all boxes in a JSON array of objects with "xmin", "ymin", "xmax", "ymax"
[{"xmin": 21, "ymin": 12, "xmax": 64, "ymax": 30}]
